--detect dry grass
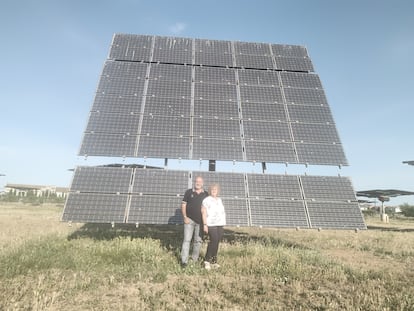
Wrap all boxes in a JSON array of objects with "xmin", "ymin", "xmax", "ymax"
[{"xmin": 1, "ymin": 202, "xmax": 413, "ymax": 310}]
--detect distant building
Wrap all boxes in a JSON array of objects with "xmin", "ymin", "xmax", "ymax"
[{"xmin": 3, "ymin": 183, "xmax": 69, "ymax": 198}]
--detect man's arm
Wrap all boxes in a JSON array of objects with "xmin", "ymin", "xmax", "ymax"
[{"xmin": 181, "ymin": 201, "xmax": 189, "ymax": 224}]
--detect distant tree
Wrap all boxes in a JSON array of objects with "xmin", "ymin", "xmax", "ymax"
[{"xmin": 400, "ymin": 203, "xmax": 414, "ymax": 217}]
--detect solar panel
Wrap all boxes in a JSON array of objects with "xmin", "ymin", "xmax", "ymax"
[
  {"xmin": 247, "ymin": 174, "xmax": 302, "ymax": 200},
  {"xmin": 243, "ymin": 120, "xmax": 291, "ymax": 141},
  {"xmin": 79, "ymin": 132, "xmax": 137, "ymax": 157},
  {"xmin": 300, "ymin": 175, "xmax": 356, "ymax": 201},
  {"xmin": 306, "ymin": 202, "xmax": 366, "ymax": 229},
  {"xmin": 86, "ymin": 112, "xmax": 140, "ymax": 135},
  {"xmin": 91, "ymin": 93, "xmax": 142, "ymax": 114},
  {"xmin": 239, "ymin": 85, "xmax": 283, "ymax": 103},
  {"xmin": 137, "ymin": 135, "xmax": 189, "ymax": 159},
  {"xmin": 62, "ymin": 193, "xmax": 128, "ymax": 223},
  {"xmin": 244, "ymin": 140, "xmax": 296, "ymax": 163},
  {"xmin": 128, "ymin": 196, "xmax": 183, "ymax": 224},
  {"xmin": 238, "ymin": 69, "xmax": 280, "ymax": 86},
  {"xmin": 249, "ymin": 200, "xmax": 309, "ymax": 228},
  {"xmin": 140, "ymin": 115, "xmax": 189, "ymax": 137},
  {"xmin": 109, "ymin": 34, "xmax": 152, "ymax": 61},
  {"xmin": 194, "ymin": 99, "xmax": 239, "ymax": 119},
  {"xmin": 241, "ymin": 102, "xmax": 286, "ymax": 122},
  {"xmin": 296, "ymin": 142, "xmax": 348, "ymax": 166},
  {"xmin": 132, "ymin": 169, "xmax": 189, "ymax": 195},
  {"xmin": 192, "ymin": 138, "xmax": 243, "ymax": 161},
  {"xmin": 291, "ymin": 123, "xmax": 340, "ymax": 143},
  {"xmin": 235, "ymin": 54, "xmax": 274, "ymax": 70},
  {"xmin": 222, "ymin": 198, "xmax": 249, "ymax": 226},
  {"xmin": 195, "ymin": 66, "xmax": 235, "ymax": 84},
  {"xmin": 144, "ymin": 96, "xmax": 191, "ymax": 117},
  {"xmin": 194, "ymin": 83, "xmax": 237, "ymax": 101},
  {"xmin": 271, "ymin": 44, "xmax": 309, "ymax": 58},
  {"xmin": 287, "ymin": 104, "xmax": 334, "ymax": 124},
  {"xmin": 193, "ymin": 118, "xmax": 240, "ymax": 139},
  {"xmin": 64, "ymin": 33, "xmax": 365, "ymax": 230},
  {"xmin": 70, "ymin": 166, "xmax": 132, "ymax": 193},
  {"xmin": 284, "ymin": 88, "xmax": 328, "ymax": 105}
]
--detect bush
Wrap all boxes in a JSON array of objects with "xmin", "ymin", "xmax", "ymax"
[{"xmin": 400, "ymin": 203, "xmax": 414, "ymax": 217}]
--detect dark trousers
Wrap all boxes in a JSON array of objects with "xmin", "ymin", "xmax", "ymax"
[{"xmin": 205, "ymin": 226, "xmax": 224, "ymax": 263}]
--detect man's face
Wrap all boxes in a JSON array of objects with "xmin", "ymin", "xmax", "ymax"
[{"xmin": 194, "ymin": 177, "xmax": 203, "ymax": 190}]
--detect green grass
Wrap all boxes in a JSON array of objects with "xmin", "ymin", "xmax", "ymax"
[{"xmin": 1, "ymin": 203, "xmax": 414, "ymax": 310}]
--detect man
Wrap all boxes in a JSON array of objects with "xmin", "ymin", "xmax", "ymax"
[{"xmin": 180, "ymin": 176, "xmax": 208, "ymax": 267}]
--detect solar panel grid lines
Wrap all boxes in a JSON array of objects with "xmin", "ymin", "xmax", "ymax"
[
  {"xmin": 243, "ymin": 119, "xmax": 291, "ymax": 142},
  {"xmin": 137, "ymin": 135, "xmax": 190, "ymax": 159},
  {"xmin": 300, "ymin": 175, "xmax": 357, "ymax": 202},
  {"xmin": 271, "ymin": 44, "xmax": 309, "ymax": 58},
  {"xmin": 91, "ymin": 93, "xmax": 143, "ymax": 114},
  {"xmin": 144, "ymin": 96, "xmax": 191, "ymax": 117},
  {"xmin": 221, "ymin": 198, "xmax": 249, "ymax": 226},
  {"xmin": 246, "ymin": 173, "xmax": 302, "ymax": 200},
  {"xmin": 192, "ymin": 138, "xmax": 244, "ymax": 161},
  {"xmin": 238, "ymin": 69, "xmax": 280, "ymax": 87},
  {"xmin": 291, "ymin": 123, "xmax": 341, "ymax": 144},
  {"xmin": 280, "ymin": 72, "xmax": 323, "ymax": 89},
  {"xmin": 127, "ymin": 195, "xmax": 183, "ymax": 224},
  {"xmin": 244, "ymin": 140, "xmax": 296, "ymax": 163},
  {"xmin": 295, "ymin": 142, "xmax": 348, "ymax": 166},
  {"xmin": 284, "ymin": 88, "xmax": 328, "ymax": 106},
  {"xmin": 195, "ymin": 66, "xmax": 236, "ymax": 84},
  {"xmin": 62, "ymin": 193, "xmax": 128, "ymax": 223},
  {"xmin": 306, "ymin": 201, "xmax": 366, "ymax": 229},
  {"xmin": 85, "ymin": 111, "xmax": 141, "ymax": 135},
  {"xmin": 79, "ymin": 132, "xmax": 137, "ymax": 157},
  {"xmin": 194, "ymin": 99, "xmax": 239, "ymax": 119},
  {"xmin": 287, "ymin": 104, "xmax": 335, "ymax": 124},
  {"xmin": 249, "ymin": 199, "xmax": 309, "ymax": 228},
  {"xmin": 132, "ymin": 168, "xmax": 189, "ymax": 195},
  {"xmin": 194, "ymin": 83, "xmax": 237, "ymax": 101},
  {"xmin": 69, "ymin": 166, "xmax": 133, "ymax": 194},
  {"xmin": 275, "ymin": 56, "xmax": 314, "ymax": 72},
  {"xmin": 239, "ymin": 84, "xmax": 283, "ymax": 103}
]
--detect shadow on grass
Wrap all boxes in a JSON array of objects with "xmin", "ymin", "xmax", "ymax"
[
  {"xmin": 68, "ymin": 223, "xmax": 183, "ymax": 248},
  {"xmin": 67, "ymin": 224, "xmax": 309, "ymax": 252},
  {"xmin": 367, "ymin": 225, "xmax": 414, "ymax": 232},
  {"xmin": 222, "ymin": 229, "xmax": 310, "ymax": 250}
]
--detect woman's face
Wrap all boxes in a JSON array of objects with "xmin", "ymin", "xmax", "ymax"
[{"xmin": 210, "ymin": 186, "xmax": 219, "ymax": 197}]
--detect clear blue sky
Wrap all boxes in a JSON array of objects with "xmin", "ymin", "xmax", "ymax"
[{"xmin": 1, "ymin": 0, "xmax": 413, "ymax": 205}]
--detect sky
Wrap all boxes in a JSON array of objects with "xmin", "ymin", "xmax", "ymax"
[{"xmin": 0, "ymin": 0, "xmax": 413, "ymax": 205}]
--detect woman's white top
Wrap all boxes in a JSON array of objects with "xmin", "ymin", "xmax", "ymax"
[{"xmin": 202, "ymin": 196, "xmax": 226, "ymax": 226}]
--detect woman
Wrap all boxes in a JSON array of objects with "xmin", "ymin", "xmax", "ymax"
[{"xmin": 201, "ymin": 183, "xmax": 226, "ymax": 270}]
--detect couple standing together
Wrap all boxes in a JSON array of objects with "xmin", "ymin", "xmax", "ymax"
[{"xmin": 180, "ymin": 176, "xmax": 226, "ymax": 270}]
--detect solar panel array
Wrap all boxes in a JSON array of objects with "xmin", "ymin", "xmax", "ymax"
[
  {"xmin": 79, "ymin": 34, "xmax": 348, "ymax": 166},
  {"xmin": 62, "ymin": 167, "xmax": 366, "ymax": 229},
  {"xmin": 63, "ymin": 33, "xmax": 365, "ymax": 230}
]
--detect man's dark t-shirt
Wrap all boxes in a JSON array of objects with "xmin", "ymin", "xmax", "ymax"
[{"xmin": 182, "ymin": 189, "xmax": 208, "ymax": 224}]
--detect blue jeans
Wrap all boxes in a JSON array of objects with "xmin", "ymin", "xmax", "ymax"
[{"xmin": 181, "ymin": 218, "xmax": 202, "ymax": 264}]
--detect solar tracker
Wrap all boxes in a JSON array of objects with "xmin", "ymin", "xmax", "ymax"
[{"xmin": 64, "ymin": 33, "xmax": 365, "ymax": 230}]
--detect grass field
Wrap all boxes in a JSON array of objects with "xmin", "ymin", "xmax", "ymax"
[{"xmin": 1, "ymin": 202, "xmax": 413, "ymax": 310}]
